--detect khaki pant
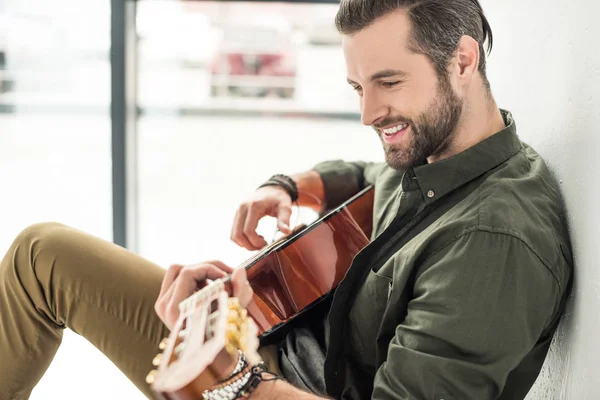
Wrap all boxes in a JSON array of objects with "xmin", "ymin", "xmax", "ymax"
[{"xmin": 0, "ymin": 223, "xmax": 280, "ymax": 400}]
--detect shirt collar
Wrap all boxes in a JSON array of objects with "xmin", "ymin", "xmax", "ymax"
[{"xmin": 412, "ymin": 110, "xmax": 522, "ymax": 205}]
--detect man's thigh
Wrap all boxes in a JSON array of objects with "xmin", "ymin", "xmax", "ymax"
[
  {"xmin": 258, "ymin": 344, "xmax": 283, "ymax": 376},
  {"xmin": 0, "ymin": 223, "xmax": 170, "ymax": 399}
]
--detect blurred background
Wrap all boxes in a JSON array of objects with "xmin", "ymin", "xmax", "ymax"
[
  {"xmin": 0, "ymin": 1, "xmax": 381, "ymax": 398},
  {"xmin": 0, "ymin": 0, "xmax": 598, "ymax": 399}
]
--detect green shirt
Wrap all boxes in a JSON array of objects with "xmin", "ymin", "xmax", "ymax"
[{"xmin": 308, "ymin": 110, "xmax": 572, "ymax": 399}]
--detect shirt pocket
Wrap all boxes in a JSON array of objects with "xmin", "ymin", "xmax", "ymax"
[{"xmin": 348, "ymin": 269, "xmax": 393, "ymax": 369}]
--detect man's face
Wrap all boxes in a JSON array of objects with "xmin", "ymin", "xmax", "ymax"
[{"xmin": 343, "ymin": 10, "xmax": 463, "ymax": 170}]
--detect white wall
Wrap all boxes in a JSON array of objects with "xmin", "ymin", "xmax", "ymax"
[{"xmin": 480, "ymin": 0, "xmax": 600, "ymax": 398}]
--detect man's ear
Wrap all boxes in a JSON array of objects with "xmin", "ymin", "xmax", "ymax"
[{"xmin": 453, "ymin": 35, "xmax": 480, "ymax": 85}]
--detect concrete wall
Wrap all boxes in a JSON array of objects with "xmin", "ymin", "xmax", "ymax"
[{"xmin": 480, "ymin": 0, "xmax": 600, "ymax": 398}]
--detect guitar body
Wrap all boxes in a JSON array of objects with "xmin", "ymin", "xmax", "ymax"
[
  {"xmin": 247, "ymin": 185, "xmax": 374, "ymax": 339},
  {"xmin": 147, "ymin": 186, "xmax": 374, "ymax": 399}
]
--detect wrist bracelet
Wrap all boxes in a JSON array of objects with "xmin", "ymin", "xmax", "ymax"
[
  {"xmin": 257, "ymin": 174, "xmax": 299, "ymax": 203},
  {"xmin": 202, "ymin": 351, "xmax": 248, "ymax": 400},
  {"xmin": 202, "ymin": 364, "xmax": 253, "ymax": 400},
  {"xmin": 230, "ymin": 350, "xmax": 246, "ymax": 376},
  {"xmin": 236, "ymin": 363, "xmax": 282, "ymax": 399},
  {"xmin": 202, "ymin": 360, "xmax": 282, "ymax": 400}
]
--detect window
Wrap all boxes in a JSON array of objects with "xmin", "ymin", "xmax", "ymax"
[
  {"xmin": 0, "ymin": 2, "xmax": 120, "ymax": 400},
  {"xmin": 135, "ymin": 1, "xmax": 382, "ymax": 268}
]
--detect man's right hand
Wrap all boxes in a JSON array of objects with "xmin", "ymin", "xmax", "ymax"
[{"xmin": 231, "ymin": 185, "xmax": 293, "ymax": 250}]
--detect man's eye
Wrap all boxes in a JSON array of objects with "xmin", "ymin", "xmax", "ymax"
[
  {"xmin": 352, "ymin": 85, "xmax": 362, "ymax": 92},
  {"xmin": 382, "ymin": 81, "xmax": 400, "ymax": 88}
]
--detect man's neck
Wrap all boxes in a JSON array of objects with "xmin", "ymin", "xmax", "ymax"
[{"xmin": 428, "ymin": 88, "xmax": 505, "ymax": 164}]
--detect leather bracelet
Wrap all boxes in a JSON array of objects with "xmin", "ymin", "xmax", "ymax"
[
  {"xmin": 202, "ymin": 361, "xmax": 281, "ymax": 400},
  {"xmin": 236, "ymin": 363, "xmax": 282, "ymax": 399},
  {"xmin": 257, "ymin": 174, "xmax": 299, "ymax": 202}
]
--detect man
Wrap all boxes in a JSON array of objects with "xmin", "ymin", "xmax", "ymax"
[{"xmin": 0, "ymin": 0, "xmax": 571, "ymax": 399}]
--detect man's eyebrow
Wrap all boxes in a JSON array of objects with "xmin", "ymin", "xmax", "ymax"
[
  {"xmin": 347, "ymin": 69, "xmax": 408, "ymax": 85},
  {"xmin": 370, "ymin": 69, "xmax": 408, "ymax": 81}
]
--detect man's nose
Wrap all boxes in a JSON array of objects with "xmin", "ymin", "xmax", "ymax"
[{"xmin": 360, "ymin": 91, "xmax": 388, "ymax": 127}]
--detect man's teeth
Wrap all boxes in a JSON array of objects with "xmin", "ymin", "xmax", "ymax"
[{"xmin": 383, "ymin": 123, "xmax": 408, "ymax": 136}]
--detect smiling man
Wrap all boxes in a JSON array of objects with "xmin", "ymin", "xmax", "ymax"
[
  {"xmin": 0, "ymin": 1, "xmax": 572, "ymax": 400},
  {"xmin": 344, "ymin": 5, "xmax": 501, "ymax": 171},
  {"xmin": 224, "ymin": 1, "xmax": 572, "ymax": 399}
]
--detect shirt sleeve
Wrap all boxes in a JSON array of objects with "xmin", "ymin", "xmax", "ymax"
[
  {"xmin": 312, "ymin": 160, "xmax": 384, "ymax": 210},
  {"xmin": 372, "ymin": 230, "xmax": 564, "ymax": 400}
]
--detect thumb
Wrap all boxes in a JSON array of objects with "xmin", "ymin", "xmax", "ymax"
[
  {"xmin": 231, "ymin": 267, "xmax": 253, "ymax": 308},
  {"xmin": 276, "ymin": 204, "xmax": 292, "ymax": 233}
]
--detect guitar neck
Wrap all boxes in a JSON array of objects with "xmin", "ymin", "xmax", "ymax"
[
  {"xmin": 178, "ymin": 224, "xmax": 301, "ymax": 313},
  {"xmin": 178, "ymin": 185, "xmax": 374, "ymax": 326}
]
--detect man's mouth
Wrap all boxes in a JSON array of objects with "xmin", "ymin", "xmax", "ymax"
[
  {"xmin": 380, "ymin": 123, "xmax": 410, "ymax": 143},
  {"xmin": 382, "ymin": 123, "xmax": 409, "ymax": 136}
]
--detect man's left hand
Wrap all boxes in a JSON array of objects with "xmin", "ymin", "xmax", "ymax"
[{"xmin": 155, "ymin": 260, "xmax": 254, "ymax": 330}]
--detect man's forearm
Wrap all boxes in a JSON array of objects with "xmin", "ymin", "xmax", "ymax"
[
  {"xmin": 251, "ymin": 377, "xmax": 331, "ymax": 400},
  {"xmin": 291, "ymin": 170, "xmax": 326, "ymax": 213}
]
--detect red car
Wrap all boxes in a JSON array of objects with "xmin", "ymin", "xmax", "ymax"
[{"xmin": 209, "ymin": 20, "xmax": 297, "ymax": 99}]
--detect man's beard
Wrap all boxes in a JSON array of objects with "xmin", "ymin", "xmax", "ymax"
[{"xmin": 374, "ymin": 75, "xmax": 463, "ymax": 171}]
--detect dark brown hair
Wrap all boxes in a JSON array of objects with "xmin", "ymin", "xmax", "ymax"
[{"xmin": 335, "ymin": 0, "xmax": 493, "ymax": 87}]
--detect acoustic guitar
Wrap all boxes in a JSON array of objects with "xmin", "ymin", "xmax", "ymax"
[{"xmin": 146, "ymin": 186, "xmax": 374, "ymax": 399}]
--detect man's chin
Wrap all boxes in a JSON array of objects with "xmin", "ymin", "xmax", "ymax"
[{"xmin": 384, "ymin": 153, "xmax": 411, "ymax": 171}]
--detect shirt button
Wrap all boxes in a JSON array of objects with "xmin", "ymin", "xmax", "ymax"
[{"xmin": 427, "ymin": 190, "xmax": 435, "ymax": 198}]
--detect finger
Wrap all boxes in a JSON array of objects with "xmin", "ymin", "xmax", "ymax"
[
  {"xmin": 196, "ymin": 260, "xmax": 233, "ymax": 291},
  {"xmin": 276, "ymin": 203, "xmax": 293, "ymax": 233},
  {"xmin": 165, "ymin": 274, "xmax": 201, "ymax": 328},
  {"xmin": 185, "ymin": 263, "xmax": 229, "ymax": 285},
  {"xmin": 164, "ymin": 265, "xmax": 229, "ymax": 328},
  {"xmin": 231, "ymin": 205, "xmax": 256, "ymax": 250},
  {"xmin": 159, "ymin": 264, "xmax": 184, "ymax": 299},
  {"xmin": 231, "ymin": 268, "xmax": 253, "ymax": 308},
  {"xmin": 203, "ymin": 260, "xmax": 235, "ymax": 274},
  {"xmin": 155, "ymin": 281, "xmax": 176, "ymax": 325},
  {"xmin": 243, "ymin": 205, "xmax": 268, "ymax": 249}
]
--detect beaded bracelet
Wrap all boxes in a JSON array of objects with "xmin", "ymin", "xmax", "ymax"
[{"xmin": 202, "ymin": 351, "xmax": 249, "ymax": 400}]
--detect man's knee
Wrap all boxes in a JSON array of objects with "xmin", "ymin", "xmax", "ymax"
[
  {"xmin": 0, "ymin": 223, "xmax": 73, "ymax": 314},
  {"xmin": 13, "ymin": 222, "xmax": 69, "ymax": 252},
  {"xmin": 8, "ymin": 222, "xmax": 74, "ymax": 275}
]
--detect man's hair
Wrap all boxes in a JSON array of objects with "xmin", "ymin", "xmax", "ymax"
[{"xmin": 335, "ymin": 0, "xmax": 493, "ymax": 87}]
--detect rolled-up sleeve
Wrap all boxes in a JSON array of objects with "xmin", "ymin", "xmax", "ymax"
[
  {"xmin": 372, "ymin": 230, "xmax": 563, "ymax": 400},
  {"xmin": 312, "ymin": 160, "xmax": 383, "ymax": 210}
]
